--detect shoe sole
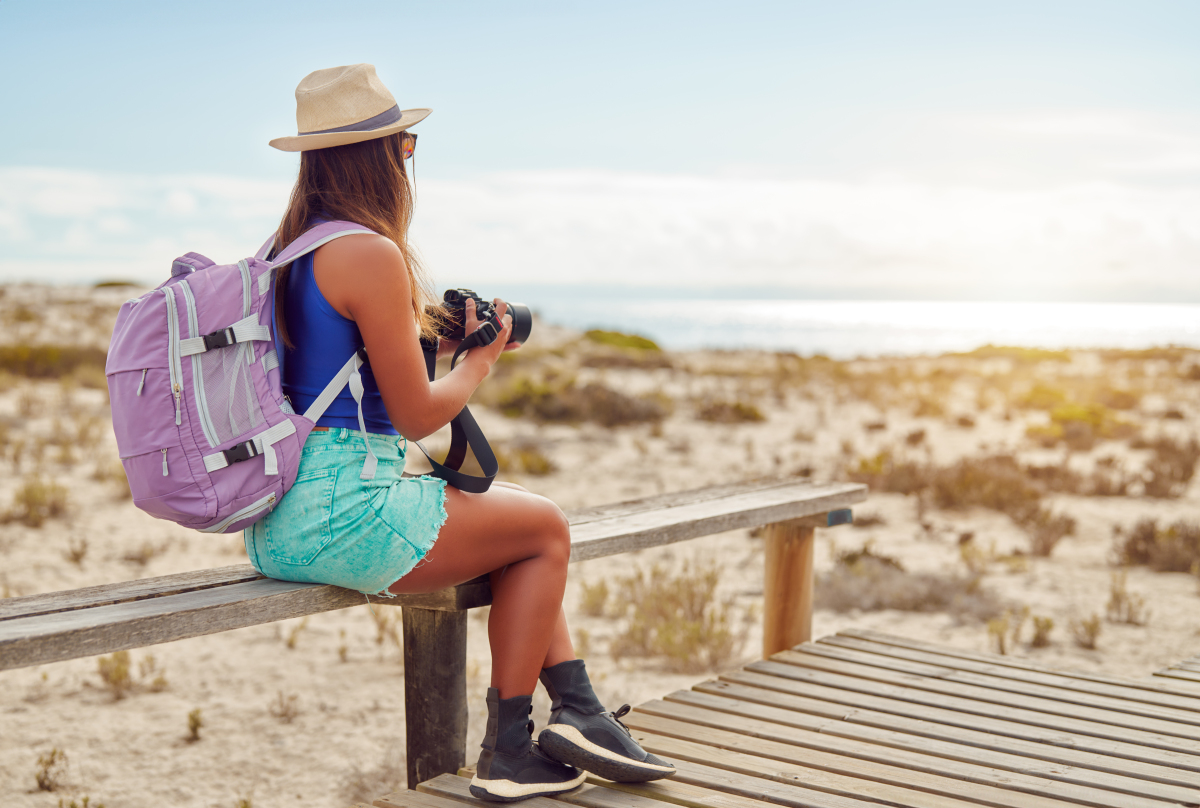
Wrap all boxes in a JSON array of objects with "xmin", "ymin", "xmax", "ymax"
[
  {"xmin": 468, "ymin": 770, "xmax": 586, "ymax": 803},
  {"xmin": 539, "ymin": 725, "xmax": 676, "ymax": 783}
]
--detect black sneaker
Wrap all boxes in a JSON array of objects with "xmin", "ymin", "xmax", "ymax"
[
  {"xmin": 469, "ymin": 688, "xmax": 586, "ymax": 803},
  {"xmin": 537, "ymin": 659, "xmax": 675, "ymax": 783}
]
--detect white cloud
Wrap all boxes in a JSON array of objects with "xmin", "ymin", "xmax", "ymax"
[{"xmin": 1, "ymin": 165, "xmax": 1199, "ymax": 299}]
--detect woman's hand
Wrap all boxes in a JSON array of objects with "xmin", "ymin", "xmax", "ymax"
[{"xmin": 460, "ymin": 298, "xmax": 514, "ymax": 371}]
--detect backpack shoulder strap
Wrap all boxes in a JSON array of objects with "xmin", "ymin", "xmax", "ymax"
[{"xmin": 264, "ymin": 220, "xmax": 378, "ymax": 267}]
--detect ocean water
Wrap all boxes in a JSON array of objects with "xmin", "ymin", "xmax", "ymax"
[{"xmin": 501, "ymin": 288, "xmax": 1200, "ymax": 358}]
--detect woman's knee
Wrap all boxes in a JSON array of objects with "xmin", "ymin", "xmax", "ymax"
[{"xmin": 534, "ymin": 497, "xmax": 572, "ymax": 563}]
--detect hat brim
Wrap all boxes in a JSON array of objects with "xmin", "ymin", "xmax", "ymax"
[{"xmin": 269, "ymin": 108, "xmax": 431, "ymax": 152}]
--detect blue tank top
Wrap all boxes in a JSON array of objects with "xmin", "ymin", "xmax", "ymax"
[{"xmin": 281, "ymin": 251, "xmax": 398, "ymax": 434}]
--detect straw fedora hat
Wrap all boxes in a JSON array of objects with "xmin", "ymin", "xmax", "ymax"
[{"xmin": 269, "ymin": 63, "xmax": 430, "ymax": 152}]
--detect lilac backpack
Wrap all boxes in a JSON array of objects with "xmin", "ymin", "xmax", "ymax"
[{"xmin": 106, "ymin": 221, "xmax": 383, "ymax": 534}]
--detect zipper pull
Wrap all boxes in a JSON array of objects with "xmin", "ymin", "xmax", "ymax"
[
  {"xmin": 137, "ymin": 369, "xmax": 148, "ymax": 396},
  {"xmin": 173, "ymin": 383, "xmax": 182, "ymax": 425},
  {"xmin": 161, "ymin": 448, "xmax": 169, "ymax": 477}
]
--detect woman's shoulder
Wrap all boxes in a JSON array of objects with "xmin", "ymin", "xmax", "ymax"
[
  {"xmin": 317, "ymin": 231, "xmax": 404, "ymax": 268},
  {"xmin": 312, "ymin": 233, "xmax": 410, "ymax": 318}
]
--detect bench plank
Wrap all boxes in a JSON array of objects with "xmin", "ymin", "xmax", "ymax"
[
  {"xmin": 638, "ymin": 736, "xmax": 1025, "ymax": 808},
  {"xmin": 844, "ymin": 629, "xmax": 1200, "ymax": 698},
  {"xmin": 801, "ymin": 641, "xmax": 1200, "ymax": 731},
  {"xmin": 693, "ymin": 678, "xmax": 1200, "ymax": 789},
  {"xmin": 624, "ymin": 709, "xmax": 1080, "ymax": 808},
  {"xmin": 822, "ymin": 634, "xmax": 1200, "ymax": 715},
  {"xmin": 773, "ymin": 649, "xmax": 1200, "ymax": 743},
  {"xmin": 0, "ymin": 578, "xmax": 485, "ymax": 669},
  {"xmin": 0, "ymin": 479, "xmax": 862, "ymax": 671},
  {"xmin": 663, "ymin": 688, "xmax": 1200, "ymax": 804},
  {"xmin": 744, "ymin": 653, "xmax": 1200, "ymax": 763},
  {"xmin": 0, "ymin": 564, "xmax": 265, "ymax": 621},
  {"xmin": 568, "ymin": 481, "xmax": 863, "ymax": 562},
  {"xmin": 721, "ymin": 667, "xmax": 1200, "ymax": 772}
]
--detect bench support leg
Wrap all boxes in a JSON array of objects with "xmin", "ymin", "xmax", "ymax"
[
  {"xmin": 762, "ymin": 519, "xmax": 814, "ymax": 657},
  {"xmin": 401, "ymin": 606, "xmax": 469, "ymax": 789}
]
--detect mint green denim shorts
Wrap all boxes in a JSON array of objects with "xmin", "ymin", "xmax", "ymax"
[{"xmin": 243, "ymin": 428, "xmax": 448, "ymax": 597}]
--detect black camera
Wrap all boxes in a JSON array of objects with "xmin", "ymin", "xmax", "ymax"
[{"xmin": 438, "ymin": 288, "xmax": 532, "ymax": 345}]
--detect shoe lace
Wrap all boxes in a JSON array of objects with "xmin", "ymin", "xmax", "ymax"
[{"xmin": 605, "ymin": 704, "xmax": 633, "ymax": 736}]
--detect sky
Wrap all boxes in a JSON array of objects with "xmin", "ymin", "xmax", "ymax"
[{"xmin": 2, "ymin": 1, "xmax": 1199, "ymax": 300}]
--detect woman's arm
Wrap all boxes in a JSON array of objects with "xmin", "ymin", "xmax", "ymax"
[{"xmin": 311, "ymin": 234, "xmax": 511, "ymax": 440}]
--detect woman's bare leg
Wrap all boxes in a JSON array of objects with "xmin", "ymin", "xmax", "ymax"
[
  {"xmin": 543, "ymin": 608, "xmax": 575, "ymax": 669},
  {"xmin": 389, "ymin": 484, "xmax": 571, "ymax": 697}
]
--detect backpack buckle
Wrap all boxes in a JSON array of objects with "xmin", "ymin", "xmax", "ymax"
[
  {"xmin": 222, "ymin": 441, "xmax": 259, "ymax": 464},
  {"xmin": 203, "ymin": 328, "xmax": 236, "ymax": 351}
]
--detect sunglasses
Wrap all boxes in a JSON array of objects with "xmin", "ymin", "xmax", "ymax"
[{"xmin": 401, "ymin": 131, "xmax": 417, "ymax": 161}]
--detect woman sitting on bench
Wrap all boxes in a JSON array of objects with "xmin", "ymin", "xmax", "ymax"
[{"xmin": 246, "ymin": 63, "xmax": 674, "ymax": 803}]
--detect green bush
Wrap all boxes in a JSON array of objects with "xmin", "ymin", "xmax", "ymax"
[
  {"xmin": 584, "ymin": 329, "xmax": 661, "ymax": 351},
  {"xmin": 696, "ymin": 399, "xmax": 765, "ymax": 424},
  {"xmin": 0, "ymin": 345, "xmax": 107, "ymax": 379}
]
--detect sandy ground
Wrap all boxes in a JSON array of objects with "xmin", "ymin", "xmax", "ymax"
[{"xmin": 1, "ymin": 283, "xmax": 1199, "ymax": 807}]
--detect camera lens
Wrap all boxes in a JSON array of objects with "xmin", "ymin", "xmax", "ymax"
[{"xmin": 505, "ymin": 302, "xmax": 532, "ymax": 345}]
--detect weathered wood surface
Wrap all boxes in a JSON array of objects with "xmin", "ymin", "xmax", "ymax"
[
  {"xmin": 568, "ymin": 479, "xmax": 863, "ymax": 562},
  {"xmin": 365, "ymin": 631, "xmax": 1200, "ymax": 807},
  {"xmin": 0, "ymin": 576, "xmax": 494, "ymax": 670},
  {"xmin": 0, "ymin": 564, "xmax": 266, "ymax": 621},
  {"xmin": 761, "ymin": 519, "xmax": 814, "ymax": 657},
  {"xmin": 402, "ymin": 608, "xmax": 469, "ymax": 791},
  {"xmin": 847, "ymin": 628, "xmax": 1200, "ymax": 698},
  {"xmin": 0, "ymin": 478, "xmax": 862, "ymax": 672}
]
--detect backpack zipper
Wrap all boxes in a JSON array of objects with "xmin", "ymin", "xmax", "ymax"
[
  {"xmin": 161, "ymin": 448, "xmax": 169, "ymax": 476},
  {"xmin": 198, "ymin": 491, "xmax": 276, "ymax": 533},
  {"xmin": 136, "ymin": 369, "xmax": 147, "ymax": 396},
  {"xmin": 179, "ymin": 281, "xmax": 220, "ymax": 448},
  {"xmin": 162, "ymin": 287, "xmax": 183, "ymax": 425}
]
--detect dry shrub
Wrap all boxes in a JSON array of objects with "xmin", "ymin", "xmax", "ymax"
[
  {"xmin": 987, "ymin": 607, "xmax": 1029, "ymax": 655},
  {"xmin": 495, "ymin": 375, "xmax": 670, "ymax": 427},
  {"xmin": 1019, "ymin": 382, "xmax": 1069, "ymax": 411},
  {"xmin": 35, "ymin": 748, "xmax": 68, "ymax": 792},
  {"xmin": 6, "ymin": 475, "xmax": 69, "ymax": 527},
  {"xmin": 186, "ymin": 708, "xmax": 204, "ymax": 742},
  {"xmin": 1106, "ymin": 571, "xmax": 1150, "ymax": 625},
  {"xmin": 609, "ymin": 561, "xmax": 743, "ymax": 673},
  {"xmin": 96, "ymin": 651, "xmax": 133, "ymax": 700},
  {"xmin": 1030, "ymin": 616, "xmax": 1054, "ymax": 648},
  {"xmin": 578, "ymin": 579, "xmax": 610, "ymax": 617},
  {"xmin": 1142, "ymin": 436, "xmax": 1200, "ymax": 498},
  {"xmin": 816, "ymin": 544, "xmax": 1002, "ymax": 621},
  {"xmin": 121, "ymin": 540, "xmax": 169, "ymax": 567},
  {"xmin": 851, "ymin": 511, "xmax": 886, "ymax": 528},
  {"xmin": 930, "ymin": 455, "xmax": 1040, "ymax": 513},
  {"xmin": 1022, "ymin": 507, "xmax": 1076, "ymax": 557},
  {"xmin": 847, "ymin": 451, "xmax": 928, "ymax": 495},
  {"xmin": 496, "ymin": 443, "xmax": 556, "ymax": 476},
  {"xmin": 269, "ymin": 691, "xmax": 300, "ymax": 723},
  {"xmin": 1070, "ymin": 613, "xmax": 1102, "ymax": 650},
  {"xmin": 63, "ymin": 537, "xmax": 88, "ymax": 569},
  {"xmin": 696, "ymin": 399, "xmax": 765, "ymax": 424},
  {"xmin": 1112, "ymin": 518, "xmax": 1200, "ymax": 572}
]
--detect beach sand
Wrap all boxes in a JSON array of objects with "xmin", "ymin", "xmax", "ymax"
[{"xmin": 1, "ymin": 283, "xmax": 1198, "ymax": 807}]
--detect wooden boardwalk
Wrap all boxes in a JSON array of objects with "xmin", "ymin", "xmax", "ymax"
[{"xmin": 376, "ymin": 630, "xmax": 1200, "ymax": 808}]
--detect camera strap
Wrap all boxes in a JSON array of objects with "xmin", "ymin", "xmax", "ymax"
[{"xmin": 409, "ymin": 320, "xmax": 501, "ymax": 493}]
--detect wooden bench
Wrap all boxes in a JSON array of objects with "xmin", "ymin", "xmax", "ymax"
[
  {"xmin": 383, "ymin": 630, "xmax": 1200, "ymax": 808},
  {"xmin": 0, "ymin": 477, "xmax": 865, "ymax": 790}
]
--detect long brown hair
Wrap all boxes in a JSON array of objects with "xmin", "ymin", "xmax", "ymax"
[{"xmin": 273, "ymin": 132, "xmax": 441, "ymax": 347}]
